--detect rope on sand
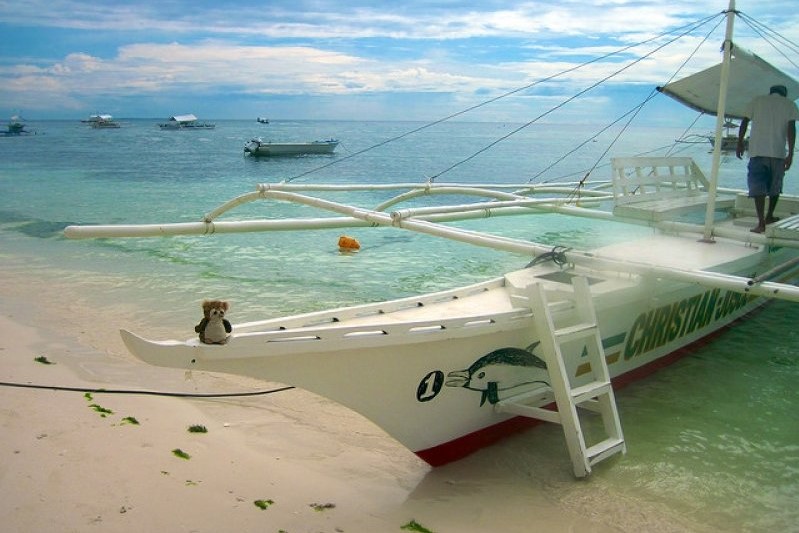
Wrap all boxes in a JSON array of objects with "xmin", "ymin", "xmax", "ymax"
[{"xmin": 0, "ymin": 381, "xmax": 294, "ymax": 398}]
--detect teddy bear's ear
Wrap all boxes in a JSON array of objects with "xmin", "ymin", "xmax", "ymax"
[{"xmin": 222, "ymin": 301, "xmax": 230, "ymax": 311}]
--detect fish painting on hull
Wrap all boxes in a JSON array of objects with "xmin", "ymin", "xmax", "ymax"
[{"xmin": 445, "ymin": 343, "xmax": 550, "ymax": 406}]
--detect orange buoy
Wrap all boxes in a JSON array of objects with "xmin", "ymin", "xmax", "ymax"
[{"xmin": 338, "ymin": 235, "xmax": 361, "ymax": 253}]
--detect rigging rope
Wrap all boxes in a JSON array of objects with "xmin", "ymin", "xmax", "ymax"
[
  {"xmin": 282, "ymin": 11, "xmax": 722, "ymax": 184},
  {"xmin": 580, "ymin": 15, "xmax": 724, "ymax": 186},
  {"xmin": 737, "ymin": 13, "xmax": 799, "ymax": 71},
  {"xmin": 426, "ymin": 12, "xmax": 724, "ymax": 183},
  {"xmin": 668, "ymin": 113, "xmax": 707, "ymax": 157}
]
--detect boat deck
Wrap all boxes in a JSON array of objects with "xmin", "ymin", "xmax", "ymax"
[
  {"xmin": 770, "ymin": 214, "xmax": 799, "ymax": 239},
  {"xmin": 610, "ymin": 156, "xmax": 737, "ymax": 222},
  {"xmin": 595, "ymin": 233, "xmax": 762, "ymax": 272}
]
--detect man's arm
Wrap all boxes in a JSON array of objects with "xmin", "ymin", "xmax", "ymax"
[
  {"xmin": 736, "ymin": 118, "xmax": 750, "ymax": 159},
  {"xmin": 786, "ymin": 120, "xmax": 796, "ymax": 170}
]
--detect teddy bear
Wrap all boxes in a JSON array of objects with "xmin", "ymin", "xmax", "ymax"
[{"xmin": 195, "ymin": 300, "xmax": 232, "ymax": 344}]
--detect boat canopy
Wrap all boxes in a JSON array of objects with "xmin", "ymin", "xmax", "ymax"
[
  {"xmin": 169, "ymin": 114, "xmax": 197, "ymax": 122},
  {"xmin": 657, "ymin": 45, "xmax": 799, "ymax": 119}
]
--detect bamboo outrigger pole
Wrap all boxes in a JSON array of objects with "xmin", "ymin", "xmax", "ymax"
[{"xmin": 64, "ymin": 182, "xmax": 799, "ymax": 302}]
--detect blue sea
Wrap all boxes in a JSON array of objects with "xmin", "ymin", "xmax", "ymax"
[{"xmin": 1, "ymin": 118, "xmax": 797, "ymax": 531}]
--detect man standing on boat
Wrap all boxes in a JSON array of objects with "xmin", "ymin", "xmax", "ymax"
[{"xmin": 736, "ymin": 84, "xmax": 799, "ymax": 234}]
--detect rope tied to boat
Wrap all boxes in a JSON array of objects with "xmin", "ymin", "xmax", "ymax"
[
  {"xmin": 563, "ymin": 174, "xmax": 591, "ymax": 204},
  {"xmin": 526, "ymin": 245, "xmax": 572, "ymax": 268}
]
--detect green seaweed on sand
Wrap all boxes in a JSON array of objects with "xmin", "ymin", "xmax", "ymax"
[
  {"xmin": 89, "ymin": 404, "xmax": 113, "ymax": 417},
  {"xmin": 254, "ymin": 499, "xmax": 274, "ymax": 510},
  {"xmin": 121, "ymin": 416, "xmax": 139, "ymax": 425},
  {"xmin": 310, "ymin": 502, "xmax": 335, "ymax": 512},
  {"xmin": 401, "ymin": 520, "xmax": 434, "ymax": 533},
  {"xmin": 34, "ymin": 355, "xmax": 53, "ymax": 365},
  {"xmin": 187, "ymin": 424, "xmax": 207, "ymax": 433},
  {"xmin": 84, "ymin": 392, "xmax": 92, "ymax": 401},
  {"xmin": 172, "ymin": 448, "xmax": 191, "ymax": 460}
]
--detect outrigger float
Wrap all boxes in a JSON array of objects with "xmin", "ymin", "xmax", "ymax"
[{"xmin": 65, "ymin": 1, "xmax": 799, "ymax": 477}]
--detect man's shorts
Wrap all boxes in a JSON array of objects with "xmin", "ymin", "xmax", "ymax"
[{"xmin": 748, "ymin": 156, "xmax": 785, "ymax": 197}]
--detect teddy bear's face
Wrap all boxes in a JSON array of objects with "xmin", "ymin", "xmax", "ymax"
[{"xmin": 202, "ymin": 300, "xmax": 229, "ymax": 320}]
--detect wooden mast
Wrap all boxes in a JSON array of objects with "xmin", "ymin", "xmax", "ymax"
[{"xmin": 702, "ymin": 0, "xmax": 737, "ymax": 242}]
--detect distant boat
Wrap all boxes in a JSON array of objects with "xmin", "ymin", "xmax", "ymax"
[
  {"xmin": 257, "ymin": 117, "xmax": 269, "ymax": 124},
  {"xmin": 85, "ymin": 114, "xmax": 120, "ymax": 129},
  {"xmin": 2, "ymin": 115, "xmax": 34, "ymax": 136},
  {"xmin": 159, "ymin": 114, "xmax": 215, "ymax": 130},
  {"xmin": 709, "ymin": 134, "xmax": 746, "ymax": 152},
  {"xmin": 243, "ymin": 138, "xmax": 339, "ymax": 156},
  {"xmin": 676, "ymin": 119, "xmax": 748, "ymax": 152},
  {"xmin": 707, "ymin": 119, "xmax": 745, "ymax": 152},
  {"xmin": 83, "ymin": 113, "xmax": 108, "ymax": 123}
]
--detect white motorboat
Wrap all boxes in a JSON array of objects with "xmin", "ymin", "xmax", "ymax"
[
  {"xmin": 244, "ymin": 138, "xmax": 338, "ymax": 156},
  {"xmin": 65, "ymin": 1, "xmax": 799, "ymax": 477}
]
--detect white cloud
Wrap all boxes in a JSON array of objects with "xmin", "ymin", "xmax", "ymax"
[
  {"xmin": 0, "ymin": 0, "xmax": 729, "ymax": 40},
  {"xmin": 1, "ymin": 1, "xmax": 797, "ymax": 119},
  {"xmin": 0, "ymin": 41, "xmax": 511, "ymax": 100}
]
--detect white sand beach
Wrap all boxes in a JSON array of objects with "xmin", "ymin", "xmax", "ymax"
[{"xmin": 0, "ymin": 268, "xmax": 708, "ymax": 533}]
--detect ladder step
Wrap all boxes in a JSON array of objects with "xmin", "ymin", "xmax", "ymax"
[
  {"xmin": 495, "ymin": 388, "xmax": 559, "ymax": 423},
  {"xmin": 495, "ymin": 386, "xmax": 554, "ymax": 406},
  {"xmin": 570, "ymin": 381, "xmax": 611, "ymax": 405},
  {"xmin": 553, "ymin": 321, "xmax": 597, "ymax": 343},
  {"xmin": 585, "ymin": 437, "xmax": 626, "ymax": 465},
  {"xmin": 496, "ymin": 403, "xmax": 562, "ymax": 425}
]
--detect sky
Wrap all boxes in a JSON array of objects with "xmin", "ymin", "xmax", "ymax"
[{"xmin": 1, "ymin": 0, "xmax": 798, "ymax": 122}]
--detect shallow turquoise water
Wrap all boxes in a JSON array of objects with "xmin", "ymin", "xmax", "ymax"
[{"xmin": 1, "ymin": 118, "xmax": 797, "ymax": 531}]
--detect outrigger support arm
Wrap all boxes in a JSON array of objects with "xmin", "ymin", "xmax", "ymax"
[{"xmin": 64, "ymin": 182, "xmax": 799, "ymax": 303}]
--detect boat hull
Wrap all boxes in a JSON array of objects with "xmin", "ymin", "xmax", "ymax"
[
  {"xmin": 120, "ymin": 234, "xmax": 796, "ymax": 466},
  {"xmin": 159, "ymin": 124, "xmax": 215, "ymax": 130},
  {"xmin": 244, "ymin": 139, "xmax": 338, "ymax": 156},
  {"xmin": 91, "ymin": 122, "xmax": 120, "ymax": 129}
]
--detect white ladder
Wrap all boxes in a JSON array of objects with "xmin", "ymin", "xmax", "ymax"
[{"xmin": 497, "ymin": 275, "xmax": 626, "ymax": 477}]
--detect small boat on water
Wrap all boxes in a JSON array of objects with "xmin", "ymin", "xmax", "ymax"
[
  {"xmin": 159, "ymin": 114, "xmax": 216, "ymax": 130},
  {"xmin": 710, "ymin": 134, "xmax": 744, "ymax": 152},
  {"xmin": 2, "ymin": 115, "xmax": 35, "ymax": 136},
  {"xmin": 243, "ymin": 138, "xmax": 338, "ymax": 156},
  {"xmin": 65, "ymin": 1, "xmax": 799, "ymax": 478},
  {"xmin": 257, "ymin": 117, "xmax": 269, "ymax": 124},
  {"xmin": 85, "ymin": 114, "xmax": 121, "ymax": 128},
  {"xmin": 682, "ymin": 120, "xmax": 748, "ymax": 152}
]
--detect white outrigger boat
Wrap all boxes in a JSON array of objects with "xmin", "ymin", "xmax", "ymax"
[
  {"xmin": 159, "ymin": 114, "xmax": 216, "ymax": 130},
  {"xmin": 64, "ymin": 1, "xmax": 799, "ymax": 477},
  {"xmin": 83, "ymin": 114, "xmax": 120, "ymax": 128}
]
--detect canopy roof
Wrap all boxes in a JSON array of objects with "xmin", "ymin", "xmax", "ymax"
[
  {"xmin": 657, "ymin": 45, "xmax": 799, "ymax": 119},
  {"xmin": 169, "ymin": 114, "xmax": 198, "ymax": 123}
]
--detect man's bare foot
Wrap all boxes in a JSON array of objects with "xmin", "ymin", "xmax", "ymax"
[
  {"xmin": 751, "ymin": 224, "xmax": 765, "ymax": 234},
  {"xmin": 766, "ymin": 216, "xmax": 780, "ymax": 224}
]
